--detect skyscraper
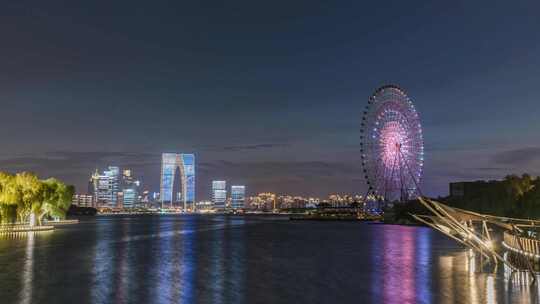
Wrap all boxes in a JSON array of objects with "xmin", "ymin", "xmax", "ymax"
[
  {"xmin": 212, "ymin": 180, "xmax": 227, "ymax": 209},
  {"xmin": 122, "ymin": 169, "xmax": 140, "ymax": 208},
  {"xmin": 231, "ymin": 185, "xmax": 246, "ymax": 210},
  {"xmin": 90, "ymin": 166, "xmax": 120, "ymax": 208},
  {"xmin": 160, "ymin": 153, "xmax": 195, "ymax": 209}
]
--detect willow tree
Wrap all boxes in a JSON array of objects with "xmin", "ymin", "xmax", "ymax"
[
  {"xmin": 14, "ymin": 172, "xmax": 43, "ymax": 224},
  {"xmin": 38, "ymin": 178, "xmax": 74, "ymax": 225},
  {"xmin": 0, "ymin": 171, "xmax": 75, "ymax": 225},
  {"xmin": 0, "ymin": 172, "xmax": 18, "ymax": 224}
]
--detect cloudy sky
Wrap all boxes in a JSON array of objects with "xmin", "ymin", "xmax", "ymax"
[{"xmin": 1, "ymin": 1, "xmax": 539, "ymax": 199}]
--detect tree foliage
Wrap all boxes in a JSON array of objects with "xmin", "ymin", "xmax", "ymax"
[
  {"xmin": 0, "ymin": 172, "xmax": 74, "ymax": 225},
  {"xmin": 444, "ymin": 174, "xmax": 540, "ymax": 219}
]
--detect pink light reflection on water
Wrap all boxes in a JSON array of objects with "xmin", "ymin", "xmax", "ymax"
[{"xmin": 382, "ymin": 226, "xmax": 417, "ymax": 304}]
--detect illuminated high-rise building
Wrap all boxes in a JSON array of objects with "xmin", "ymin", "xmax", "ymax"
[
  {"xmin": 122, "ymin": 169, "xmax": 140, "ymax": 208},
  {"xmin": 231, "ymin": 185, "xmax": 245, "ymax": 209},
  {"xmin": 160, "ymin": 153, "xmax": 195, "ymax": 209},
  {"xmin": 90, "ymin": 166, "xmax": 120, "ymax": 208},
  {"xmin": 212, "ymin": 180, "xmax": 227, "ymax": 209}
]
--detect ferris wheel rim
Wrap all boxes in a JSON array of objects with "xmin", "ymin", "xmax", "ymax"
[{"xmin": 360, "ymin": 85, "xmax": 424, "ymax": 202}]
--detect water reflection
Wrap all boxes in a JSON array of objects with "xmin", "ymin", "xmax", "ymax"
[
  {"xmin": 114, "ymin": 219, "xmax": 131, "ymax": 303},
  {"xmin": 416, "ymin": 227, "xmax": 432, "ymax": 303},
  {"xmin": 372, "ymin": 226, "xmax": 431, "ymax": 303},
  {"xmin": 92, "ymin": 219, "xmax": 114, "ymax": 303},
  {"xmin": 382, "ymin": 226, "xmax": 416, "ymax": 303},
  {"xmin": 439, "ymin": 255, "xmax": 455, "ymax": 303},
  {"xmin": 210, "ymin": 217, "xmax": 226, "ymax": 304},
  {"xmin": 19, "ymin": 232, "xmax": 34, "ymax": 304},
  {"xmin": 149, "ymin": 216, "xmax": 250, "ymax": 303},
  {"xmin": 8, "ymin": 217, "xmax": 540, "ymax": 303},
  {"xmin": 371, "ymin": 225, "xmax": 512, "ymax": 304},
  {"xmin": 162, "ymin": 216, "xmax": 196, "ymax": 303},
  {"xmin": 486, "ymin": 275, "xmax": 496, "ymax": 304},
  {"xmin": 225, "ymin": 218, "xmax": 245, "ymax": 304},
  {"xmin": 467, "ymin": 250, "xmax": 479, "ymax": 304},
  {"xmin": 179, "ymin": 217, "xmax": 196, "ymax": 303}
]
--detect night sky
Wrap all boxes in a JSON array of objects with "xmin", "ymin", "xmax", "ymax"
[{"xmin": 1, "ymin": 1, "xmax": 539, "ymax": 199}]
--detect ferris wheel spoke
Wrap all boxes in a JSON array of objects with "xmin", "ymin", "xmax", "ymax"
[
  {"xmin": 360, "ymin": 85, "xmax": 424, "ymax": 203},
  {"xmin": 399, "ymin": 149, "xmax": 423, "ymax": 197}
]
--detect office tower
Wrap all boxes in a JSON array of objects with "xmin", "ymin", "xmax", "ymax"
[
  {"xmin": 231, "ymin": 185, "xmax": 246, "ymax": 210},
  {"xmin": 160, "ymin": 153, "xmax": 195, "ymax": 209},
  {"xmin": 212, "ymin": 180, "xmax": 227, "ymax": 209},
  {"xmin": 72, "ymin": 194, "xmax": 94, "ymax": 207},
  {"xmin": 122, "ymin": 169, "xmax": 140, "ymax": 208},
  {"xmin": 117, "ymin": 191, "xmax": 124, "ymax": 208},
  {"xmin": 90, "ymin": 166, "xmax": 120, "ymax": 208}
]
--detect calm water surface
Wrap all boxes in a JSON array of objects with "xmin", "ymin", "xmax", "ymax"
[{"xmin": 0, "ymin": 215, "xmax": 539, "ymax": 304}]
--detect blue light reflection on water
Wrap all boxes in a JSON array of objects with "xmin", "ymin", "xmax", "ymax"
[
  {"xmin": 5, "ymin": 216, "xmax": 540, "ymax": 303},
  {"xmin": 179, "ymin": 216, "xmax": 196, "ymax": 304},
  {"xmin": 92, "ymin": 218, "xmax": 114, "ymax": 303},
  {"xmin": 416, "ymin": 227, "xmax": 432, "ymax": 303},
  {"xmin": 114, "ymin": 219, "xmax": 131, "ymax": 303},
  {"xmin": 155, "ymin": 216, "xmax": 197, "ymax": 304},
  {"xmin": 211, "ymin": 218, "xmax": 225, "ymax": 304},
  {"xmin": 227, "ymin": 218, "xmax": 246, "ymax": 304}
]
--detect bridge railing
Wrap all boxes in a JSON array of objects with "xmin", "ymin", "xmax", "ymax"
[{"xmin": 503, "ymin": 231, "xmax": 540, "ymax": 259}]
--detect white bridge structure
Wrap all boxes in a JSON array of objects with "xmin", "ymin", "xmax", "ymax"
[{"xmin": 412, "ymin": 197, "xmax": 540, "ymax": 282}]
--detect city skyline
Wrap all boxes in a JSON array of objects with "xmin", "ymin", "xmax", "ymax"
[
  {"xmin": 0, "ymin": 2, "xmax": 539, "ymax": 199},
  {"xmin": 79, "ymin": 163, "xmax": 372, "ymax": 209},
  {"xmin": 2, "ymin": 2, "xmax": 540, "ymax": 303}
]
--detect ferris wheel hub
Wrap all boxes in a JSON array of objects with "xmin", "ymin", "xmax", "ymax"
[{"xmin": 360, "ymin": 85, "xmax": 424, "ymax": 203}]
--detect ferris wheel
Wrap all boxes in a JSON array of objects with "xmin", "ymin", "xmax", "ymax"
[{"xmin": 360, "ymin": 85, "xmax": 424, "ymax": 202}]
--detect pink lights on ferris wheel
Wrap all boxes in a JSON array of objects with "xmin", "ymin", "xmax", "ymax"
[
  {"xmin": 379, "ymin": 120, "xmax": 409, "ymax": 169},
  {"xmin": 360, "ymin": 85, "xmax": 424, "ymax": 202}
]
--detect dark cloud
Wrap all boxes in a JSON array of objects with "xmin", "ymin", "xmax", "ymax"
[
  {"xmin": 0, "ymin": 151, "xmax": 161, "ymax": 191},
  {"xmin": 0, "ymin": 152, "xmax": 366, "ymax": 199},
  {"xmin": 492, "ymin": 147, "xmax": 540, "ymax": 166},
  {"xmin": 196, "ymin": 160, "xmax": 364, "ymax": 197},
  {"xmin": 220, "ymin": 143, "xmax": 289, "ymax": 151},
  {"xmin": 0, "ymin": 1, "xmax": 539, "ymax": 198},
  {"xmin": 472, "ymin": 167, "xmax": 509, "ymax": 172}
]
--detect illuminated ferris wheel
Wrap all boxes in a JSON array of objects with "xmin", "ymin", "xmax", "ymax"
[{"xmin": 360, "ymin": 85, "xmax": 424, "ymax": 202}]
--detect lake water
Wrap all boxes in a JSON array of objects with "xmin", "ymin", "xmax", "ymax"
[{"xmin": 0, "ymin": 215, "xmax": 539, "ymax": 304}]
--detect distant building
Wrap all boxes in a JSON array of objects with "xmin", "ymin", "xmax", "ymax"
[
  {"xmin": 160, "ymin": 153, "xmax": 195, "ymax": 209},
  {"xmin": 328, "ymin": 194, "xmax": 359, "ymax": 207},
  {"xmin": 249, "ymin": 193, "xmax": 275, "ymax": 210},
  {"xmin": 122, "ymin": 189, "xmax": 136, "ymax": 208},
  {"xmin": 72, "ymin": 194, "xmax": 94, "ymax": 207},
  {"xmin": 212, "ymin": 180, "xmax": 227, "ymax": 209},
  {"xmin": 122, "ymin": 169, "xmax": 140, "ymax": 208},
  {"xmin": 449, "ymin": 180, "xmax": 502, "ymax": 198},
  {"xmin": 90, "ymin": 166, "xmax": 120, "ymax": 208},
  {"xmin": 231, "ymin": 185, "xmax": 246, "ymax": 209},
  {"xmin": 117, "ymin": 191, "xmax": 124, "ymax": 208},
  {"xmin": 449, "ymin": 182, "xmax": 467, "ymax": 197},
  {"xmin": 139, "ymin": 190, "xmax": 151, "ymax": 207},
  {"xmin": 195, "ymin": 201, "xmax": 214, "ymax": 211}
]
